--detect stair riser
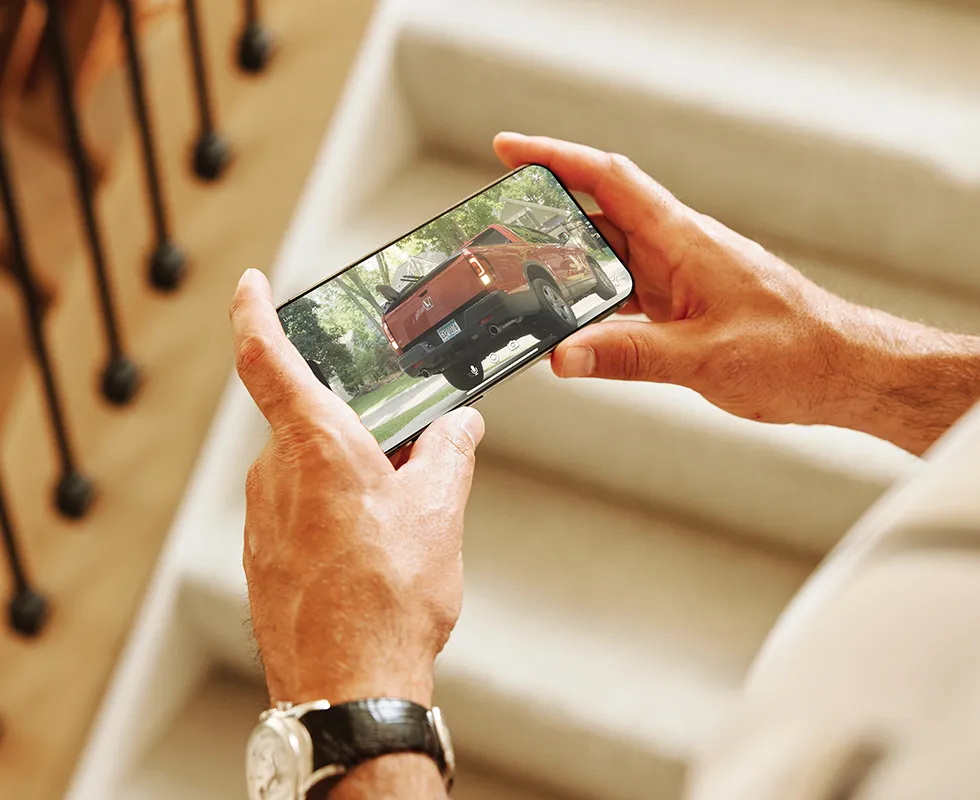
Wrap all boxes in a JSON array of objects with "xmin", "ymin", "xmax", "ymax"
[{"xmin": 477, "ymin": 367, "xmax": 906, "ymax": 555}]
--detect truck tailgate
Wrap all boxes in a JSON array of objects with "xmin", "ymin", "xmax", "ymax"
[{"xmin": 384, "ymin": 259, "xmax": 484, "ymax": 347}]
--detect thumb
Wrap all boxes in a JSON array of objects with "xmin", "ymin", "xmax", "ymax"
[
  {"xmin": 399, "ymin": 407, "xmax": 484, "ymax": 498},
  {"xmin": 552, "ymin": 320, "xmax": 698, "ymax": 384}
]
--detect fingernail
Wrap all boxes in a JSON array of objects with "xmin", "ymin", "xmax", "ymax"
[
  {"xmin": 458, "ymin": 407, "xmax": 485, "ymax": 448},
  {"xmin": 237, "ymin": 268, "xmax": 257, "ymax": 289},
  {"xmin": 561, "ymin": 346, "xmax": 595, "ymax": 378}
]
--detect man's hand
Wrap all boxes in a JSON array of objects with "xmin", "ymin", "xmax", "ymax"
[
  {"xmin": 231, "ymin": 268, "xmax": 483, "ymax": 709},
  {"xmin": 494, "ymin": 133, "xmax": 980, "ymax": 455}
]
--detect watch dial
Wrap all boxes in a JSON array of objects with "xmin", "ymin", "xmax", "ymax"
[{"xmin": 246, "ymin": 724, "xmax": 299, "ymax": 800}]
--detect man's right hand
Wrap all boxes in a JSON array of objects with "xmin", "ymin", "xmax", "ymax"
[{"xmin": 494, "ymin": 133, "xmax": 980, "ymax": 456}]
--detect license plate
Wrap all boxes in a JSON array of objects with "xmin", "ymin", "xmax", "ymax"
[{"xmin": 437, "ymin": 319, "xmax": 462, "ymax": 343}]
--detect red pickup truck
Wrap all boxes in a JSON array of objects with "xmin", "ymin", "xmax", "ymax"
[{"xmin": 378, "ymin": 223, "xmax": 618, "ymax": 391}]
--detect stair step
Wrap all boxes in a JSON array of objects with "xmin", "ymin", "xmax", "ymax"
[
  {"xmin": 178, "ymin": 457, "xmax": 812, "ymax": 800},
  {"xmin": 397, "ymin": 0, "xmax": 980, "ymax": 296}
]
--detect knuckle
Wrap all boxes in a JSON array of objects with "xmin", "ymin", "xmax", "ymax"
[
  {"xmin": 235, "ymin": 332, "xmax": 274, "ymax": 378},
  {"xmin": 607, "ymin": 152, "xmax": 636, "ymax": 175},
  {"xmin": 616, "ymin": 332, "xmax": 647, "ymax": 380},
  {"xmin": 438, "ymin": 428, "xmax": 475, "ymax": 462},
  {"xmin": 274, "ymin": 421, "xmax": 348, "ymax": 470}
]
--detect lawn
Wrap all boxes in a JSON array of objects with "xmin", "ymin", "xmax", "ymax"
[
  {"xmin": 347, "ymin": 373, "xmax": 420, "ymax": 415},
  {"xmin": 372, "ymin": 384, "xmax": 457, "ymax": 445}
]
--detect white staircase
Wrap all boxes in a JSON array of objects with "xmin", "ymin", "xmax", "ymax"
[{"xmin": 68, "ymin": 1, "xmax": 980, "ymax": 798}]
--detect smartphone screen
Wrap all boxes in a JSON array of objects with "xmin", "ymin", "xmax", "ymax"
[{"xmin": 277, "ymin": 165, "xmax": 634, "ymax": 454}]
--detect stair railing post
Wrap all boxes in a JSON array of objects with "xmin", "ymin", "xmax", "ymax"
[
  {"xmin": 238, "ymin": 0, "xmax": 274, "ymax": 73},
  {"xmin": 0, "ymin": 472, "xmax": 49, "ymax": 637},
  {"xmin": 0, "ymin": 119, "xmax": 95, "ymax": 519},
  {"xmin": 116, "ymin": 0, "xmax": 187, "ymax": 291},
  {"xmin": 183, "ymin": 0, "xmax": 232, "ymax": 180},
  {"xmin": 44, "ymin": 0, "xmax": 141, "ymax": 405}
]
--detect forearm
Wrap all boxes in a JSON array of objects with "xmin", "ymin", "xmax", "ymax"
[
  {"xmin": 332, "ymin": 754, "xmax": 447, "ymax": 800},
  {"xmin": 827, "ymin": 306, "xmax": 980, "ymax": 456}
]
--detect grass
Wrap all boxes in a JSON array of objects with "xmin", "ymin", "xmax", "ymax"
[
  {"xmin": 372, "ymin": 384, "xmax": 457, "ymax": 444},
  {"xmin": 347, "ymin": 373, "xmax": 420, "ymax": 415}
]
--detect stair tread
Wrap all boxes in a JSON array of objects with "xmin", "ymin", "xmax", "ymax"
[
  {"xmin": 396, "ymin": 0, "xmax": 980, "ymax": 293},
  {"xmin": 447, "ymin": 463, "xmax": 813, "ymax": 748},
  {"xmin": 178, "ymin": 455, "xmax": 812, "ymax": 799},
  {"xmin": 405, "ymin": 0, "xmax": 980, "ymax": 169}
]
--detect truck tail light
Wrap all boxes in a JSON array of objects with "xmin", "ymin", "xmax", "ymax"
[
  {"xmin": 465, "ymin": 250, "xmax": 493, "ymax": 286},
  {"xmin": 382, "ymin": 321, "xmax": 398, "ymax": 350}
]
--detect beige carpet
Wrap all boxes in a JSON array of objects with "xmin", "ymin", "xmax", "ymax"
[{"xmin": 0, "ymin": 2, "xmax": 373, "ymax": 797}]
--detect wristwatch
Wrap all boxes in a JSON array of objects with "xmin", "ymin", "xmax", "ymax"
[{"xmin": 245, "ymin": 698, "xmax": 455, "ymax": 799}]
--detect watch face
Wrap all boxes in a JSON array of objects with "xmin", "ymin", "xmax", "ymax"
[{"xmin": 246, "ymin": 721, "xmax": 301, "ymax": 800}]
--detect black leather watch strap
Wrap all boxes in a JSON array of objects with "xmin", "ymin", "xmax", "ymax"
[{"xmin": 300, "ymin": 699, "xmax": 445, "ymax": 799}]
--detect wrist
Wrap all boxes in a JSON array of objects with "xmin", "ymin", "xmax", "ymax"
[
  {"xmin": 266, "ymin": 643, "xmax": 436, "ymax": 707},
  {"xmin": 257, "ymin": 576, "xmax": 446, "ymax": 708},
  {"xmin": 278, "ymin": 670, "xmax": 435, "ymax": 708},
  {"xmin": 331, "ymin": 753, "xmax": 446, "ymax": 800},
  {"xmin": 820, "ymin": 304, "xmax": 980, "ymax": 454}
]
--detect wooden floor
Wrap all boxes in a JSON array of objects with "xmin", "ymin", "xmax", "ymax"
[{"xmin": 0, "ymin": 2, "xmax": 373, "ymax": 798}]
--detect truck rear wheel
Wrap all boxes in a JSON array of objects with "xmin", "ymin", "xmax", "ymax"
[
  {"xmin": 443, "ymin": 361, "xmax": 484, "ymax": 391},
  {"xmin": 589, "ymin": 257, "xmax": 618, "ymax": 300},
  {"xmin": 531, "ymin": 277, "xmax": 578, "ymax": 338}
]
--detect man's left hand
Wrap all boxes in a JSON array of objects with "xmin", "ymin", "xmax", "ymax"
[{"xmin": 231, "ymin": 269, "xmax": 484, "ymax": 708}]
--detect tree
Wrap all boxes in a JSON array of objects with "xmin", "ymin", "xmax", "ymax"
[
  {"xmin": 503, "ymin": 165, "xmax": 572, "ymax": 211},
  {"xmin": 341, "ymin": 268, "xmax": 384, "ymax": 313},
  {"xmin": 336, "ymin": 277, "xmax": 385, "ymax": 336},
  {"xmin": 405, "ymin": 184, "xmax": 504, "ymax": 255},
  {"xmin": 375, "ymin": 251, "xmax": 392, "ymax": 286},
  {"xmin": 397, "ymin": 167, "xmax": 580, "ymax": 256},
  {"xmin": 313, "ymin": 282, "xmax": 402, "ymax": 389},
  {"xmin": 278, "ymin": 296, "xmax": 358, "ymax": 393}
]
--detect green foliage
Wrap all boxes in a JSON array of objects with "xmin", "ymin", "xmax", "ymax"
[
  {"xmin": 504, "ymin": 165, "xmax": 577, "ymax": 212},
  {"xmin": 352, "ymin": 339, "xmax": 401, "ymax": 388},
  {"xmin": 278, "ymin": 296, "xmax": 357, "ymax": 393},
  {"xmin": 398, "ymin": 166, "xmax": 580, "ymax": 256},
  {"xmin": 407, "ymin": 185, "xmax": 504, "ymax": 255},
  {"xmin": 310, "ymin": 283, "xmax": 401, "ymax": 393}
]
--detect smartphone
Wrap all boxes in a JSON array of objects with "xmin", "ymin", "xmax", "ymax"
[{"xmin": 277, "ymin": 164, "xmax": 634, "ymax": 455}]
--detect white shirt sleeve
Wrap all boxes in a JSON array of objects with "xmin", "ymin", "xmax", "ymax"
[{"xmin": 689, "ymin": 401, "xmax": 980, "ymax": 800}]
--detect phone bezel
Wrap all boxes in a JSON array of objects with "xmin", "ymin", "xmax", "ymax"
[{"xmin": 276, "ymin": 163, "xmax": 635, "ymax": 456}]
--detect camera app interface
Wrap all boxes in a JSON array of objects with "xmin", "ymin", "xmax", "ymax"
[{"xmin": 279, "ymin": 166, "xmax": 633, "ymax": 452}]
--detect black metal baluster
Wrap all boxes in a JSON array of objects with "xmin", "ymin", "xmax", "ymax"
[
  {"xmin": 0, "ymin": 473, "xmax": 49, "ymax": 637},
  {"xmin": 238, "ymin": 0, "xmax": 274, "ymax": 73},
  {"xmin": 0, "ymin": 122, "xmax": 95, "ymax": 519},
  {"xmin": 116, "ymin": 0, "xmax": 187, "ymax": 291},
  {"xmin": 183, "ymin": 0, "xmax": 231, "ymax": 180},
  {"xmin": 44, "ymin": 0, "xmax": 141, "ymax": 405}
]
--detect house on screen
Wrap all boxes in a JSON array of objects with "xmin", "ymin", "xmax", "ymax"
[{"xmin": 497, "ymin": 197, "xmax": 604, "ymax": 252}]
